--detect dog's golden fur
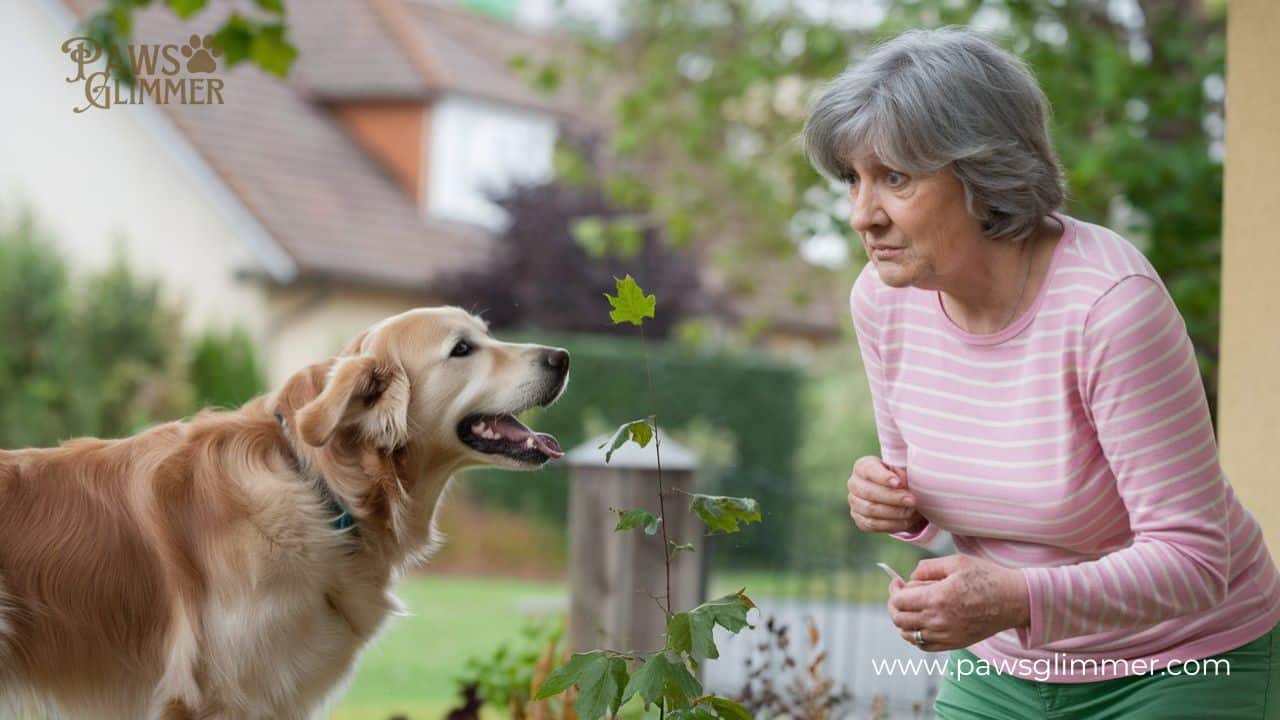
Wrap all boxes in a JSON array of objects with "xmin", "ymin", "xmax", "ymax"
[{"xmin": 0, "ymin": 307, "xmax": 568, "ymax": 719}]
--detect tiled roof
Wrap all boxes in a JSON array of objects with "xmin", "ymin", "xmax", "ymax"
[
  {"xmin": 403, "ymin": 0, "xmax": 582, "ymax": 117},
  {"xmin": 290, "ymin": 0, "xmax": 431, "ymax": 100},
  {"xmin": 59, "ymin": 0, "xmax": 571, "ymax": 293}
]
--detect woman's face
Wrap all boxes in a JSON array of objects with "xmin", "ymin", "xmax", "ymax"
[{"xmin": 845, "ymin": 155, "xmax": 985, "ymax": 291}]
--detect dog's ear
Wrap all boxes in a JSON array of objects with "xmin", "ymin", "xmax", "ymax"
[
  {"xmin": 339, "ymin": 330, "xmax": 370, "ymax": 356},
  {"xmin": 295, "ymin": 355, "xmax": 409, "ymax": 450}
]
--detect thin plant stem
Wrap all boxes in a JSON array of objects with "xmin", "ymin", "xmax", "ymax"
[{"xmin": 640, "ymin": 326, "xmax": 672, "ymax": 615}]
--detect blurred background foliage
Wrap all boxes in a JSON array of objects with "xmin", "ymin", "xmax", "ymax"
[
  {"xmin": 465, "ymin": 330, "xmax": 805, "ymax": 569},
  {"xmin": 559, "ymin": 0, "xmax": 1227, "ymax": 420},
  {"xmin": 0, "ymin": 209, "xmax": 265, "ymax": 448},
  {"xmin": 85, "ymin": 0, "xmax": 298, "ymax": 85}
]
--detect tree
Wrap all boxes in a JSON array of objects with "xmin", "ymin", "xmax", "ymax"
[
  {"xmin": 558, "ymin": 0, "xmax": 1227, "ymax": 417},
  {"xmin": 0, "ymin": 211, "xmax": 192, "ymax": 447}
]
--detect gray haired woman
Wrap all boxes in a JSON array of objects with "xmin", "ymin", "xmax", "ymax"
[{"xmin": 805, "ymin": 27, "xmax": 1280, "ymax": 719}]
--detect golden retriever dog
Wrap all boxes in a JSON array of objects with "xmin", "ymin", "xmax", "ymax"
[{"xmin": 0, "ymin": 307, "xmax": 569, "ymax": 719}]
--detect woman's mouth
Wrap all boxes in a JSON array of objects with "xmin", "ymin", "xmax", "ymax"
[{"xmin": 872, "ymin": 246, "xmax": 904, "ymax": 261}]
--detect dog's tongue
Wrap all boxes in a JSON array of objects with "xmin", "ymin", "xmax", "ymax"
[
  {"xmin": 532, "ymin": 432, "xmax": 563, "ymax": 459},
  {"xmin": 493, "ymin": 415, "xmax": 564, "ymax": 459}
]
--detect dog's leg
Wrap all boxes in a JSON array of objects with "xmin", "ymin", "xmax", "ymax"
[{"xmin": 152, "ymin": 605, "xmax": 204, "ymax": 720}]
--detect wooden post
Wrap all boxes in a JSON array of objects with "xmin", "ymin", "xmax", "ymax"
[{"xmin": 565, "ymin": 432, "xmax": 701, "ymax": 655}]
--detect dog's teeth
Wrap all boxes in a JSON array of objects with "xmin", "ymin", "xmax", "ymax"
[{"xmin": 525, "ymin": 437, "xmax": 535, "ymax": 448}]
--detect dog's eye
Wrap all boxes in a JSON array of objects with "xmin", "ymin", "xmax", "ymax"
[{"xmin": 450, "ymin": 340, "xmax": 473, "ymax": 358}]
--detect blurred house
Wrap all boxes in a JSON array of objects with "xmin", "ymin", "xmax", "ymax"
[
  {"xmin": 1, "ymin": 0, "xmax": 589, "ymax": 385},
  {"xmin": 3, "ymin": 0, "xmax": 847, "ymax": 392}
]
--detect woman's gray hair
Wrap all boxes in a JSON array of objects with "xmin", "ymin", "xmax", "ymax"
[{"xmin": 803, "ymin": 26, "xmax": 1066, "ymax": 243}]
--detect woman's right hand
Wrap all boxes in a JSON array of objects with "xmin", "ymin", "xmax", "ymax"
[{"xmin": 847, "ymin": 456, "xmax": 925, "ymax": 534}]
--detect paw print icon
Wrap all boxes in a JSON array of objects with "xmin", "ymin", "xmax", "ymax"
[{"xmin": 182, "ymin": 34, "xmax": 221, "ymax": 74}]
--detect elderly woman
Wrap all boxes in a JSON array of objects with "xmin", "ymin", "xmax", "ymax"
[{"xmin": 804, "ymin": 27, "xmax": 1280, "ymax": 719}]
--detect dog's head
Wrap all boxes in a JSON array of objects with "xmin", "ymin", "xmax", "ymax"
[{"xmin": 283, "ymin": 307, "xmax": 569, "ymax": 473}]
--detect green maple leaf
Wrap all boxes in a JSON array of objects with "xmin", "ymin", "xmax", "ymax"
[
  {"xmin": 620, "ymin": 652, "xmax": 702, "ymax": 711},
  {"xmin": 535, "ymin": 651, "xmax": 603, "ymax": 700},
  {"xmin": 605, "ymin": 274, "xmax": 656, "ymax": 326},
  {"xmin": 666, "ymin": 591, "xmax": 756, "ymax": 665},
  {"xmin": 692, "ymin": 592, "xmax": 755, "ymax": 634},
  {"xmin": 704, "ymin": 697, "xmax": 752, "ymax": 720},
  {"xmin": 575, "ymin": 655, "xmax": 629, "ymax": 720},
  {"xmin": 689, "ymin": 494, "xmax": 762, "ymax": 534},
  {"xmin": 666, "ymin": 611, "xmax": 717, "ymax": 664},
  {"xmin": 534, "ymin": 652, "xmax": 629, "ymax": 720},
  {"xmin": 615, "ymin": 508, "xmax": 662, "ymax": 535},
  {"xmin": 598, "ymin": 417, "xmax": 654, "ymax": 463}
]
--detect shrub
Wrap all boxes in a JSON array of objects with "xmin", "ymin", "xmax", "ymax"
[
  {"xmin": 0, "ymin": 211, "xmax": 87, "ymax": 447},
  {"xmin": 189, "ymin": 326, "xmax": 266, "ymax": 410},
  {"xmin": 0, "ymin": 211, "xmax": 190, "ymax": 447}
]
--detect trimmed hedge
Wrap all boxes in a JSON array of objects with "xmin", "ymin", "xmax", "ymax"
[{"xmin": 464, "ymin": 331, "xmax": 803, "ymax": 567}]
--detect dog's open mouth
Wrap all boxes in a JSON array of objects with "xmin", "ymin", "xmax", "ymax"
[{"xmin": 458, "ymin": 414, "xmax": 565, "ymax": 464}]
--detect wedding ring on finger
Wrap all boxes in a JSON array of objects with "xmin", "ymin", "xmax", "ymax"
[{"xmin": 913, "ymin": 629, "xmax": 925, "ymax": 647}]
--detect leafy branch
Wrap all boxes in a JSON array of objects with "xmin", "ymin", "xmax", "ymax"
[
  {"xmin": 83, "ymin": 0, "xmax": 297, "ymax": 84},
  {"xmin": 537, "ymin": 275, "xmax": 762, "ymax": 720}
]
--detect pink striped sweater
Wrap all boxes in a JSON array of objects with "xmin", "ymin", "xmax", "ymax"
[{"xmin": 852, "ymin": 212, "xmax": 1280, "ymax": 682}]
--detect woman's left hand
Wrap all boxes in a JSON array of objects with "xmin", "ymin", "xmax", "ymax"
[{"xmin": 888, "ymin": 554, "xmax": 1031, "ymax": 652}]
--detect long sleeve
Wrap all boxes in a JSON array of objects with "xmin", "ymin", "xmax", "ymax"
[
  {"xmin": 1017, "ymin": 275, "xmax": 1230, "ymax": 648},
  {"xmin": 849, "ymin": 272, "xmax": 941, "ymax": 548}
]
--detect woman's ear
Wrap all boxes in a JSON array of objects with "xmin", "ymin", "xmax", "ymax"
[{"xmin": 295, "ymin": 355, "xmax": 409, "ymax": 451}]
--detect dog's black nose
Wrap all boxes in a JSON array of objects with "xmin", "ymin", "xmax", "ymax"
[{"xmin": 545, "ymin": 349, "xmax": 570, "ymax": 372}]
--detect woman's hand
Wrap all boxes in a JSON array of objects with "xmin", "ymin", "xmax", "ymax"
[
  {"xmin": 847, "ymin": 456, "xmax": 925, "ymax": 534},
  {"xmin": 887, "ymin": 555, "xmax": 1031, "ymax": 652}
]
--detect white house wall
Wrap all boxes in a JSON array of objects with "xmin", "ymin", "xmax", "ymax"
[
  {"xmin": 0, "ymin": 0, "xmax": 275, "ymax": 345},
  {"xmin": 425, "ymin": 93, "xmax": 556, "ymax": 230},
  {"xmin": 261, "ymin": 286, "xmax": 444, "ymax": 388}
]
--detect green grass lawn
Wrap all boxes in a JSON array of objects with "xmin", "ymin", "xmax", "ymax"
[
  {"xmin": 325, "ymin": 569, "xmax": 899, "ymax": 720},
  {"xmin": 329, "ymin": 574, "xmax": 565, "ymax": 720}
]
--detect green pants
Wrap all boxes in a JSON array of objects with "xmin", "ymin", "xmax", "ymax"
[{"xmin": 935, "ymin": 622, "xmax": 1280, "ymax": 719}]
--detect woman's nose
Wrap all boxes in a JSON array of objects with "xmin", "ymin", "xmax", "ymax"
[{"xmin": 848, "ymin": 185, "xmax": 884, "ymax": 233}]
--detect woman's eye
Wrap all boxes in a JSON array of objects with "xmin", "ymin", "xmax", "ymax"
[
  {"xmin": 450, "ymin": 341, "xmax": 472, "ymax": 358},
  {"xmin": 886, "ymin": 171, "xmax": 907, "ymax": 187}
]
